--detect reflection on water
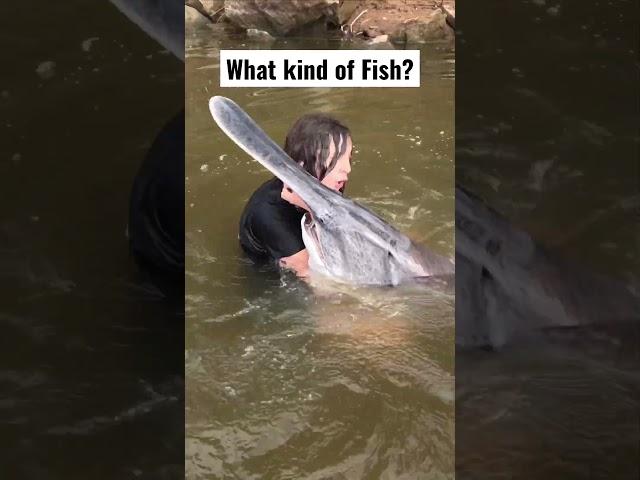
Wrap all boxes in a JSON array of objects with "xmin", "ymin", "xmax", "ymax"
[
  {"xmin": 457, "ymin": 1, "xmax": 639, "ymax": 477},
  {"xmin": 1, "ymin": 2, "xmax": 183, "ymax": 477},
  {"xmin": 186, "ymin": 34, "xmax": 454, "ymax": 478}
]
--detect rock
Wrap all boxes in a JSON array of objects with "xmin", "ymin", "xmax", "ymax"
[
  {"xmin": 364, "ymin": 26, "xmax": 380, "ymax": 38},
  {"xmin": 439, "ymin": 2, "xmax": 455, "ymax": 29},
  {"xmin": 366, "ymin": 34, "xmax": 392, "ymax": 48},
  {"xmin": 247, "ymin": 28, "xmax": 275, "ymax": 42},
  {"xmin": 345, "ymin": 1, "xmax": 455, "ymax": 43},
  {"xmin": 391, "ymin": 11, "xmax": 453, "ymax": 44},
  {"xmin": 185, "ymin": 5, "xmax": 211, "ymax": 28},
  {"xmin": 368, "ymin": 34, "xmax": 389, "ymax": 45},
  {"xmin": 185, "ymin": 0, "xmax": 222, "ymax": 18},
  {"xmin": 224, "ymin": 0, "xmax": 340, "ymax": 36},
  {"xmin": 198, "ymin": 0, "xmax": 224, "ymax": 16}
]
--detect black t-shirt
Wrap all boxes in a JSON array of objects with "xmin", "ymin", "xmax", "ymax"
[{"xmin": 239, "ymin": 177, "xmax": 305, "ymax": 262}]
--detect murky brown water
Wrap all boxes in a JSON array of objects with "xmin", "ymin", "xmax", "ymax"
[
  {"xmin": 185, "ymin": 31, "xmax": 455, "ymax": 479},
  {"xmin": 1, "ymin": 3, "xmax": 183, "ymax": 477},
  {"xmin": 456, "ymin": 1, "xmax": 640, "ymax": 478}
]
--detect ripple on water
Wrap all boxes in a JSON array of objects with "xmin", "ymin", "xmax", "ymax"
[
  {"xmin": 186, "ymin": 39, "xmax": 454, "ymax": 478},
  {"xmin": 186, "ymin": 280, "xmax": 454, "ymax": 478}
]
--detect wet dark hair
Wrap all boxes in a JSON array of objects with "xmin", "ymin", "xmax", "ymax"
[{"xmin": 284, "ymin": 114, "xmax": 351, "ymax": 181}]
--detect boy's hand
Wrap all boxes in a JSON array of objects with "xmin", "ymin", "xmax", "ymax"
[{"xmin": 281, "ymin": 184, "xmax": 310, "ymax": 211}]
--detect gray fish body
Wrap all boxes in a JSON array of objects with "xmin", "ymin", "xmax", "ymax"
[
  {"xmin": 455, "ymin": 186, "xmax": 640, "ymax": 347},
  {"xmin": 209, "ymin": 96, "xmax": 454, "ymax": 286}
]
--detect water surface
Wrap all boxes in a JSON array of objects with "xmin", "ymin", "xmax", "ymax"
[
  {"xmin": 456, "ymin": 1, "xmax": 639, "ymax": 477},
  {"xmin": 1, "ymin": 3, "xmax": 184, "ymax": 477},
  {"xmin": 186, "ymin": 33, "xmax": 455, "ymax": 479}
]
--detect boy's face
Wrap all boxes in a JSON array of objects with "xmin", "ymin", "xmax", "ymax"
[
  {"xmin": 321, "ymin": 135, "xmax": 352, "ymax": 194},
  {"xmin": 281, "ymin": 134, "xmax": 353, "ymax": 211}
]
